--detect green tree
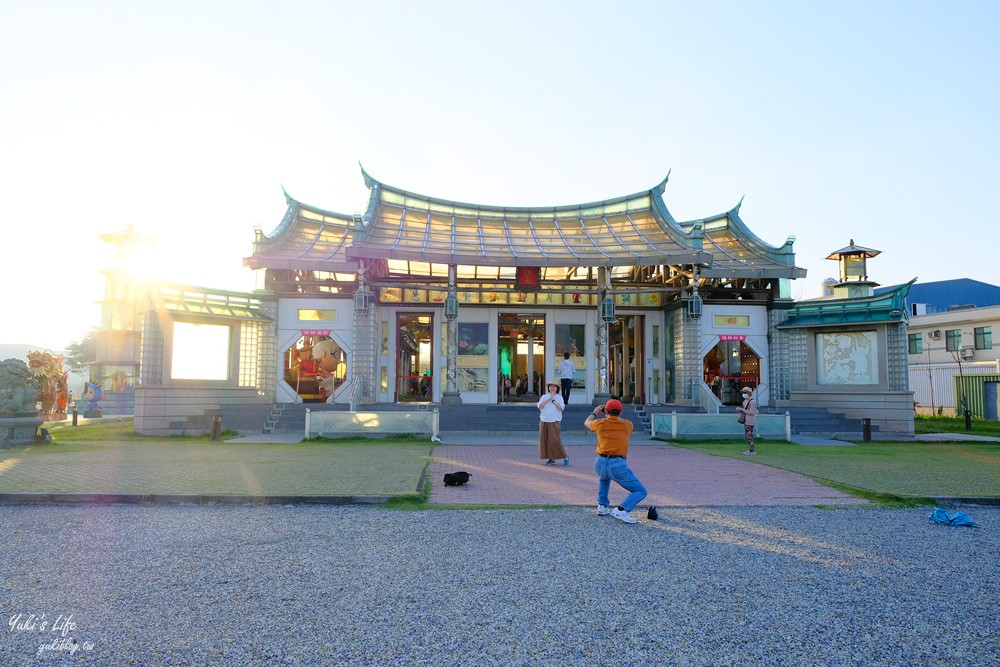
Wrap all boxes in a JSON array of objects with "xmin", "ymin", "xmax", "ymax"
[{"xmin": 64, "ymin": 331, "xmax": 97, "ymax": 371}]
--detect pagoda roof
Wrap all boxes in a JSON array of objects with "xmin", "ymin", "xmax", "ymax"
[
  {"xmin": 245, "ymin": 187, "xmax": 359, "ymax": 272},
  {"xmin": 245, "ymin": 167, "xmax": 804, "ymax": 277},
  {"xmin": 825, "ymin": 239, "xmax": 881, "ymax": 260},
  {"xmin": 778, "ymin": 279, "xmax": 915, "ymax": 329}
]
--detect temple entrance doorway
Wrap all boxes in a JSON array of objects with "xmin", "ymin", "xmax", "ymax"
[
  {"xmin": 396, "ymin": 312, "xmax": 433, "ymax": 402},
  {"xmin": 283, "ymin": 335, "xmax": 348, "ymax": 403},
  {"xmin": 609, "ymin": 315, "xmax": 645, "ymax": 404},
  {"xmin": 498, "ymin": 312, "xmax": 545, "ymax": 402},
  {"xmin": 703, "ymin": 337, "xmax": 760, "ymax": 405}
]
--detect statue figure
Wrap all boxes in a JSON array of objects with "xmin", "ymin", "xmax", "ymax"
[
  {"xmin": 311, "ymin": 337, "xmax": 343, "ymax": 373},
  {"xmin": 83, "ymin": 381, "xmax": 105, "ymax": 414},
  {"xmin": 0, "ymin": 358, "xmax": 39, "ymax": 417},
  {"xmin": 26, "ymin": 350, "xmax": 67, "ymax": 419}
]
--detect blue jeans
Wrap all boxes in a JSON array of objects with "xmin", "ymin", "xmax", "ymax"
[{"xmin": 594, "ymin": 456, "xmax": 647, "ymax": 511}]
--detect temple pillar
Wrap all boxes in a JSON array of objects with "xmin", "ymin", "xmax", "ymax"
[
  {"xmin": 353, "ymin": 264, "xmax": 377, "ymax": 404},
  {"xmin": 441, "ymin": 264, "xmax": 462, "ymax": 405},
  {"xmin": 594, "ymin": 267, "xmax": 611, "ymax": 406},
  {"xmin": 676, "ymin": 298, "xmax": 703, "ymax": 406}
]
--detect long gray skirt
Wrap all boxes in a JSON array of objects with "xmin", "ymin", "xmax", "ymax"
[{"xmin": 539, "ymin": 421, "xmax": 568, "ymax": 460}]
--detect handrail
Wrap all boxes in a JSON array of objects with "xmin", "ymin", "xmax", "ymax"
[
  {"xmin": 691, "ymin": 379, "xmax": 722, "ymax": 414},
  {"xmin": 350, "ymin": 377, "xmax": 365, "ymax": 413}
]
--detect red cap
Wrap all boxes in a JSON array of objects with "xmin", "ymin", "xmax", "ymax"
[{"xmin": 605, "ymin": 399, "xmax": 623, "ymax": 412}]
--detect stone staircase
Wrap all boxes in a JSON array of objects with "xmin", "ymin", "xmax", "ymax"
[{"xmin": 772, "ymin": 407, "xmax": 878, "ymax": 439}]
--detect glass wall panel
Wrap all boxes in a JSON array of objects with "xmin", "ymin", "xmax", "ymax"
[
  {"xmin": 172, "ymin": 322, "xmax": 229, "ymax": 381},
  {"xmin": 457, "ymin": 323, "xmax": 490, "ymax": 393},
  {"xmin": 397, "ymin": 313, "xmax": 433, "ymax": 401},
  {"xmin": 554, "ymin": 324, "xmax": 586, "ymax": 390},
  {"xmin": 499, "ymin": 313, "xmax": 545, "ymax": 400}
]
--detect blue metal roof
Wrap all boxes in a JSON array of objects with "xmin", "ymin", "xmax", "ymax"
[{"xmin": 876, "ymin": 279, "xmax": 1000, "ymax": 314}]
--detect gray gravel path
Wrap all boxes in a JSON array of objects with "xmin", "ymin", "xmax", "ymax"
[{"xmin": 2, "ymin": 505, "xmax": 997, "ymax": 666}]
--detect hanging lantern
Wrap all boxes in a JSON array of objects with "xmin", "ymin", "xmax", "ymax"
[
  {"xmin": 444, "ymin": 295, "xmax": 459, "ymax": 320},
  {"xmin": 354, "ymin": 285, "xmax": 371, "ymax": 314},
  {"xmin": 599, "ymin": 296, "xmax": 616, "ymax": 324},
  {"xmin": 687, "ymin": 293, "xmax": 703, "ymax": 320}
]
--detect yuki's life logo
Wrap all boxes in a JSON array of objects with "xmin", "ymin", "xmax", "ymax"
[{"xmin": 8, "ymin": 612, "xmax": 95, "ymax": 657}]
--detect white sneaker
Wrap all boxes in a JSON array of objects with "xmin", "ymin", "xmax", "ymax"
[
  {"xmin": 611, "ymin": 507, "xmax": 638, "ymax": 524},
  {"xmin": 597, "ymin": 504, "xmax": 612, "ymax": 516},
  {"xmin": 743, "ymin": 450, "xmax": 756, "ymax": 456}
]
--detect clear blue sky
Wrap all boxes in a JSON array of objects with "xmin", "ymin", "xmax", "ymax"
[{"xmin": 2, "ymin": 0, "xmax": 997, "ymax": 351}]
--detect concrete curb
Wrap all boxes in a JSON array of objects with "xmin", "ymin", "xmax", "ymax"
[
  {"xmin": 931, "ymin": 496, "xmax": 1000, "ymax": 507},
  {"xmin": 0, "ymin": 493, "xmax": 391, "ymax": 506}
]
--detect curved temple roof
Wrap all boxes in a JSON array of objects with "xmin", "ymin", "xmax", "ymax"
[
  {"xmin": 778, "ymin": 279, "xmax": 916, "ymax": 328},
  {"xmin": 245, "ymin": 168, "xmax": 804, "ymax": 279}
]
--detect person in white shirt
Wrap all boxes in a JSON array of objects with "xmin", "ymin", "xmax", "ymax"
[
  {"xmin": 537, "ymin": 380, "xmax": 569, "ymax": 466},
  {"xmin": 558, "ymin": 352, "xmax": 576, "ymax": 404}
]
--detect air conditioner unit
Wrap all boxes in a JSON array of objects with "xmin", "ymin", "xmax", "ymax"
[
  {"xmin": 960, "ymin": 346, "xmax": 975, "ymax": 360},
  {"xmin": 927, "ymin": 330, "xmax": 941, "ymax": 340}
]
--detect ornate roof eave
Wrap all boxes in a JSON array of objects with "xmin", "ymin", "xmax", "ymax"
[
  {"xmin": 149, "ymin": 281, "xmax": 273, "ymax": 322},
  {"xmin": 699, "ymin": 266, "xmax": 807, "ymax": 280},
  {"xmin": 676, "ymin": 204, "xmax": 802, "ymax": 279},
  {"xmin": 351, "ymin": 168, "xmax": 710, "ymax": 266},
  {"xmin": 243, "ymin": 256, "xmax": 360, "ymax": 272},
  {"xmin": 343, "ymin": 244, "xmax": 711, "ymax": 268},
  {"xmin": 243, "ymin": 188, "xmax": 357, "ymax": 271},
  {"xmin": 359, "ymin": 168, "xmax": 685, "ymax": 218},
  {"xmin": 777, "ymin": 279, "xmax": 916, "ymax": 329}
]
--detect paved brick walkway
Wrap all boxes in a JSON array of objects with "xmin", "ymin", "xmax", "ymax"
[
  {"xmin": 1, "ymin": 435, "xmax": 866, "ymax": 507},
  {"xmin": 428, "ymin": 443, "xmax": 867, "ymax": 507}
]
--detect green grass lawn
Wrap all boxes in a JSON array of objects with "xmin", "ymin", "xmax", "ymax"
[
  {"xmin": 914, "ymin": 414, "xmax": 1000, "ymax": 436},
  {"xmin": 45, "ymin": 418, "xmax": 167, "ymax": 442},
  {"xmin": 4, "ymin": 420, "xmax": 431, "ymax": 496},
  {"xmin": 670, "ymin": 439, "xmax": 1000, "ymax": 499}
]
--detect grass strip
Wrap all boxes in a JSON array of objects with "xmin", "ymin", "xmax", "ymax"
[{"xmin": 669, "ymin": 440, "xmax": 1000, "ymax": 499}]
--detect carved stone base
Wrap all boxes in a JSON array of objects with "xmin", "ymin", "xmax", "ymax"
[
  {"xmin": 0, "ymin": 417, "xmax": 44, "ymax": 448},
  {"xmin": 440, "ymin": 391, "xmax": 463, "ymax": 406}
]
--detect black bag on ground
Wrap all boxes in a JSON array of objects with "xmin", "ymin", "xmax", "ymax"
[
  {"xmin": 443, "ymin": 471, "xmax": 471, "ymax": 486},
  {"xmin": 646, "ymin": 506, "xmax": 658, "ymax": 521}
]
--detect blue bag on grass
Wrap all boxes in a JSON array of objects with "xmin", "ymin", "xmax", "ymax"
[{"xmin": 929, "ymin": 507, "xmax": 977, "ymax": 527}]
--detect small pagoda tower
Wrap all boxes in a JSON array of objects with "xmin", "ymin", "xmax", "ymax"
[
  {"xmin": 825, "ymin": 239, "xmax": 881, "ymax": 298},
  {"xmin": 93, "ymin": 225, "xmax": 156, "ymax": 413}
]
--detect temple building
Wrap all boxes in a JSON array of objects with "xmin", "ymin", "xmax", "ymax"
[
  {"xmin": 133, "ymin": 168, "xmax": 914, "ymax": 436},
  {"xmin": 243, "ymin": 167, "xmax": 802, "ymax": 408}
]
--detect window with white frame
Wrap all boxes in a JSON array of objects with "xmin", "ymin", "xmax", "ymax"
[
  {"xmin": 974, "ymin": 326, "xmax": 992, "ymax": 350},
  {"xmin": 945, "ymin": 329, "xmax": 963, "ymax": 352}
]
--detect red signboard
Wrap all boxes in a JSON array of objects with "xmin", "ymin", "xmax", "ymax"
[{"xmin": 515, "ymin": 266, "xmax": 541, "ymax": 291}]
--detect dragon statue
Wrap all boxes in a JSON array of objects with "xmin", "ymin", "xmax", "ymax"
[{"xmin": 26, "ymin": 350, "xmax": 68, "ymax": 420}]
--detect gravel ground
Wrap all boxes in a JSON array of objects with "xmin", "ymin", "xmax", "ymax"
[{"xmin": 1, "ymin": 505, "xmax": 997, "ymax": 667}]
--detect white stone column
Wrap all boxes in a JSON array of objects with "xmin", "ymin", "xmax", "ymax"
[
  {"xmin": 594, "ymin": 267, "xmax": 611, "ymax": 405},
  {"xmin": 441, "ymin": 264, "xmax": 462, "ymax": 405}
]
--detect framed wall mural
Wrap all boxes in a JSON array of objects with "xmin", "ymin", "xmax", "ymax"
[{"xmin": 816, "ymin": 331, "xmax": 879, "ymax": 385}]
